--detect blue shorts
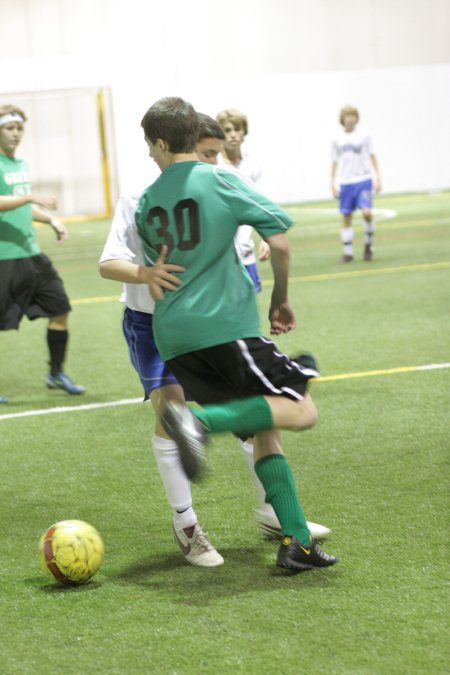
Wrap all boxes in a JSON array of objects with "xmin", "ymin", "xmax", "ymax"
[
  {"xmin": 245, "ymin": 263, "xmax": 262, "ymax": 293},
  {"xmin": 339, "ymin": 179, "xmax": 373, "ymax": 215},
  {"xmin": 122, "ymin": 307, "xmax": 179, "ymax": 399}
]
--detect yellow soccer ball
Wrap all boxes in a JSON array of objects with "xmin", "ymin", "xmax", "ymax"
[{"xmin": 38, "ymin": 520, "xmax": 104, "ymax": 585}]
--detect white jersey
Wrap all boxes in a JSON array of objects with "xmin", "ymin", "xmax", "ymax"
[
  {"xmin": 99, "ymin": 195, "xmax": 155, "ymax": 314},
  {"xmin": 218, "ymin": 147, "xmax": 263, "ymax": 265},
  {"xmin": 331, "ymin": 126, "xmax": 374, "ymax": 185},
  {"xmin": 218, "ymin": 149, "xmax": 263, "ymax": 188}
]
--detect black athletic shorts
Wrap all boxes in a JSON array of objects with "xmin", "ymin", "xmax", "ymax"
[
  {"xmin": 0, "ymin": 253, "xmax": 71, "ymax": 331},
  {"xmin": 166, "ymin": 337, "xmax": 319, "ymax": 406}
]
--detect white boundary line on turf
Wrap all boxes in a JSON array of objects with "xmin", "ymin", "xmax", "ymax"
[
  {"xmin": 416, "ymin": 363, "xmax": 450, "ymax": 371},
  {"xmin": 1, "ymin": 362, "xmax": 449, "ymax": 422},
  {"xmin": 0, "ymin": 398, "xmax": 142, "ymax": 421}
]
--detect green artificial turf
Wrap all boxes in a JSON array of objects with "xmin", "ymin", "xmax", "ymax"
[{"xmin": 0, "ymin": 192, "xmax": 449, "ymax": 674}]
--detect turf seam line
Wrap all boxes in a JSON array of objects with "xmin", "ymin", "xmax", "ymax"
[
  {"xmin": 315, "ymin": 362, "xmax": 450, "ymax": 383},
  {"xmin": 263, "ymin": 261, "xmax": 450, "ymax": 286},
  {"xmin": 73, "ymin": 261, "xmax": 450, "ymax": 305}
]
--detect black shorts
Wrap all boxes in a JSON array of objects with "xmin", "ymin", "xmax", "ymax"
[
  {"xmin": 0, "ymin": 253, "xmax": 71, "ymax": 331},
  {"xmin": 166, "ymin": 337, "xmax": 319, "ymax": 406}
]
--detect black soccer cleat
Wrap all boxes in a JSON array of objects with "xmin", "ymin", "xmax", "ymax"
[
  {"xmin": 290, "ymin": 352, "xmax": 319, "ymax": 377},
  {"xmin": 160, "ymin": 402, "xmax": 208, "ymax": 482},
  {"xmin": 364, "ymin": 243, "xmax": 373, "ymax": 261},
  {"xmin": 276, "ymin": 536, "xmax": 339, "ymax": 571}
]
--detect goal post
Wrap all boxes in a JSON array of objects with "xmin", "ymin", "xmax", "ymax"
[
  {"xmin": 96, "ymin": 88, "xmax": 113, "ymax": 220},
  {"xmin": 0, "ymin": 86, "xmax": 117, "ymax": 222}
]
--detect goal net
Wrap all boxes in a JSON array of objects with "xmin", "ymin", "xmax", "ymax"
[{"xmin": 0, "ymin": 87, "xmax": 117, "ymax": 220}]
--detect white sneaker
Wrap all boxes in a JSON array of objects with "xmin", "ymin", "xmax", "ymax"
[
  {"xmin": 173, "ymin": 523, "xmax": 224, "ymax": 567},
  {"xmin": 255, "ymin": 507, "xmax": 331, "ymax": 540}
]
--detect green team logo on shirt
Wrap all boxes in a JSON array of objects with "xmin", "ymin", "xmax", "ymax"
[
  {"xmin": 3, "ymin": 169, "xmax": 30, "ymax": 186},
  {"xmin": 2, "ymin": 168, "xmax": 31, "ymax": 196},
  {"xmin": 12, "ymin": 182, "xmax": 31, "ymax": 196},
  {"xmin": 0, "ymin": 156, "xmax": 38, "ymax": 260}
]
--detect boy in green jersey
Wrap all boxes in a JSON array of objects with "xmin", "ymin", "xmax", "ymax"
[
  {"xmin": 100, "ymin": 113, "xmax": 330, "ymax": 568},
  {"xmin": 135, "ymin": 97, "xmax": 338, "ymax": 572},
  {"xmin": 0, "ymin": 104, "xmax": 85, "ymax": 400}
]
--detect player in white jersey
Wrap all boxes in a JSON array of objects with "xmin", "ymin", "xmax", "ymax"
[
  {"xmin": 100, "ymin": 195, "xmax": 225, "ymax": 568},
  {"xmin": 216, "ymin": 108, "xmax": 270, "ymax": 291},
  {"xmin": 331, "ymin": 105, "xmax": 381, "ymax": 263},
  {"xmin": 100, "ymin": 115, "xmax": 330, "ymax": 567}
]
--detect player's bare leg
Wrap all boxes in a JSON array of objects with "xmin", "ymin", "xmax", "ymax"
[
  {"xmin": 340, "ymin": 213, "xmax": 354, "ymax": 263},
  {"xmin": 263, "ymin": 392, "xmax": 318, "ymax": 431},
  {"xmin": 362, "ymin": 207, "xmax": 375, "ymax": 260},
  {"xmin": 45, "ymin": 313, "xmax": 86, "ymax": 394},
  {"xmin": 161, "ymin": 396, "xmax": 338, "ymax": 569},
  {"xmin": 151, "ymin": 383, "xmax": 185, "ymax": 439}
]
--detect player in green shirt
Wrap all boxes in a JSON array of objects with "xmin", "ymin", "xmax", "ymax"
[
  {"xmin": 0, "ymin": 104, "xmax": 85, "ymax": 400},
  {"xmin": 135, "ymin": 97, "xmax": 338, "ymax": 572}
]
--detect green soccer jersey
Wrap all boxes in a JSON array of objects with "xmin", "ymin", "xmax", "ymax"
[
  {"xmin": 135, "ymin": 161, "xmax": 294, "ymax": 361},
  {"xmin": 0, "ymin": 154, "xmax": 39, "ymax": 260}
]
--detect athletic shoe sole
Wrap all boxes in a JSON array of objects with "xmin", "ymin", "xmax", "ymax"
[{"xmin": 161, "ymin": 402, "xmax": 207, "ymax": 482}]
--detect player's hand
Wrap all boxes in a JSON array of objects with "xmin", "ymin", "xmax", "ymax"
[
  {"xmin": 374, "ymin": 178, "xmax": 381, "ymax": 193},
  {"xmin": 31, "ymin": 194, "xmax": 58, "ymax": 210},
  {"xmin": 268, "ymin": 302, "xmax": 296, "ymax": 335},
  {"xmin": 259, "ymin": 240, "xmax": 270, "ymax": 261},
  {"xmin": 50, "ymin": 218, "xmax": 68, "ymax": 243},
  {"xmin": 332, "ymin": 186, "xmax": 340, "ymax": 199},
  {"xmin": 145, "ymin": 245, "xmax": 186, "ymax": 301}
]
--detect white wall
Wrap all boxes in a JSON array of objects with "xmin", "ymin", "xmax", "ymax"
[{"xmin": 1, "ymin": 0, "xmax": 449, "ymax": 210}]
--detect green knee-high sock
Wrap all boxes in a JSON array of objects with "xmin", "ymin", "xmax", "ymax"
[
  {"xmin": 193, "ymin": 396, "xmax": 273, "ymax": 436},
  {"xmin": 254, "ymin": 454, "xmax": 310, "ymax": 545}
]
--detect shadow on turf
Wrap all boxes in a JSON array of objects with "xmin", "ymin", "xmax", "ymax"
[
  {"xmin": 110, "ymin": 544, "xmax": 337, "ymax": 604},
  {"xmin": 26, "ymin": 577, "xmax": 104, "ymax": 593}
]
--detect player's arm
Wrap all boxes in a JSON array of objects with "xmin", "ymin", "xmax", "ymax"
[
  {"xmin": 0, "ymin": 193, "xmax": 58, "ymax": 212},
  {"xmin": 32, "ymin": 205, "xmax": 68, "ymax": 242},
  {"xmin": 100, "ymin": 258, "xmax": 150, "ymax": 283},
  {"xmin": 100, "ymin": 197, "xmax": 184, "ymax": 300},
  {"xmin": 371, "ymin": 154, "xmax": 381, "ymax": 192},
  {"xmin": 0, "ymin": 186, "xmax": 66, "ymax": 241},
  {"xmin": 266, "ymin": 232, "xmax": 296, "ymax": 335},
  {"xmin": 100, "ymin": 247, "xmax": 185, "ymax": 301},
  {"xmin": 331, "ymin": 160, "xmax": 339, "ymax": 198},
  {"xmin": 259, "ymin": 238, "xmax": 270, "ymax": 261}
]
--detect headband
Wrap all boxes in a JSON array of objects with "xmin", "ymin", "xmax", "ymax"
[{"xmin": 0, "ymin": 113, "xmax": 25, "ymax": 127}]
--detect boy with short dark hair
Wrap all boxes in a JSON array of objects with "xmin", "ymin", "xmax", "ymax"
[
  {"xmin": 195, "ymin": 113, "xmax": 225, "ymax": 163},
  {"xmin": 135, "ymin": 97, "xmax": 338, "ymax": 572},
  {"xmin": 100, "ymin": 111, "xmax": 331, "ymax": 568}
]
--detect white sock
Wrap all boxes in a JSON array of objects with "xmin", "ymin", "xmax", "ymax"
[
  {"xmin": 152, "ymin": 434, "xmax": 197, "ymax": 529},
  {"xmin": 238, "ymin": 439, "xmax": 272, "ymax": 513},
  {"xmin": 364, "ymin": 219, "xmax": 375, "ymax": 244},
  {"xmin": 341, "ymin": 227, "xmax": 354, "ymax": 256}
]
